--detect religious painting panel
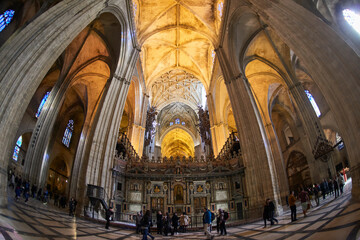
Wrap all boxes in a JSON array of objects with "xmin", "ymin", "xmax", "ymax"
[{"xmin": 174, "ymin": 185, "xmax": 184, "ymax": 204}]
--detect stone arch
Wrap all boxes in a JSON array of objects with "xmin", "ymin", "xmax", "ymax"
[
  {"xmin": 286, "ymin": 150, "xmax": 311, "ymax": 193},
  {"xmin": 246, "ymin": 0, "xmax": 360, "ymax": 199}
]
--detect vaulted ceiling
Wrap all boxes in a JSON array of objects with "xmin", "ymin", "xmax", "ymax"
[{"xmin": 133, "ymin": 0, "xmax": 224, "ymax": 90}]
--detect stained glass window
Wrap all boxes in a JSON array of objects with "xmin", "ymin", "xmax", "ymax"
[
  {"xmin": 175, "ymin": 118, "xmax": 180, "ymax": 124},
  {"xmin": 62, "ymin": 120, "xmax": 74, "ymax": 148},
  {"xmin": 0, "ymin": 10, "xmax": 15, "ymax": 32},
  {"xmin": 217, "ymin": 1, "xmax": 224, "ymax": 19},
  {"xmin": 12, "ymin": 136, "xmax": 22, "ymax": 161},
  {"xmin": 305, "ymin": 90, "xmax": 321, "ymax": 117},
  {"xmin": 182, "ymin": 121, "xmax": 185, "ymax": 126},
  {"xmin": 336, "ymin": 133, "xmax": 344, "ymax": 150},
  {"xmin": 170, "ymin": 122, "xmax": 174, "ymax": 126},
  {"xmin": 343, "ymin": 9, "xmax": 360, "ymax": 34},
  {"xmin": 36, "ymin": 91, "xmax": 50, "ymax": 118}
]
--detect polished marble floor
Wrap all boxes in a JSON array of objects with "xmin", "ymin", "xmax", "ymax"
[{"xmin": 0, "ymin": 180, "xmax": 359, "ymax": 240}]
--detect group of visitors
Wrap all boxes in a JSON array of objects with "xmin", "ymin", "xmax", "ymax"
[
  {"xmin": 204, "ymin": 207, "xmax": 229, "ymax": 239},
  {"xmin": 131, "ymin": 208, "xmax": 228, "ymax": 240},
  {"xmin": 8, "ymin": 169, "xmax": 77, "ymax": 216},
  {"xmin": 281, "ymin": 171, "xmax": 347, "ymax": 226},
  {"xmin": 135, "ymin": 210, "xmax": 188, "ymax": 238}
]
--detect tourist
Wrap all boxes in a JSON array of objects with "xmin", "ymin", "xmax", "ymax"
[
  {"xmin": 263, "ymin": 200, "xmax": 270, "ymax": 228},
  {"xmin": 141, "ymin": 210, "xmax": 155, "ymax": 240},
  {"xmin": 268, "ymin": 199, "xmax": 278, "ymax": 225},
  {"xmin": 163, "ymin": 212, "xmax": 173, "ymax": 236},
  {"xmin": 328, "ymin": 179, "xmax": 333, "ymax": 196},
  {"xmin": 320, "ymin": 179, "xmax": 326, "ymax": 200},
  {"xmin": 179, "ymin": 212, "xmax": 189, "ymax": 233},
  {"xmin": 333, "ymin": 176, "xmax": 339, "ymax": 198},
  {"xmin": 136, "ymin": 211, "xmax": 143, "ymax": 234},
  {"xmin": 219, "ymin": 209, "xmax": 228, "ymax": 236},
  {"xmin": 156, "ymin": 210, "xmax": 163, "ymax": 235},
  {"xmin": 105, "ymin": 207, "xmax": 113, "ymax": 230},
  {"xmin": 43, "ymin": 188, "xmax": 49, "ymax": 204},
  {"xmin": 172, "ymin": 212, "xmax": 179, "ymax": 235},
  {"xmin": 31, "ymin": 184, "xmax": 37, "ymax": 198},
  {"xmin": 299, "ymin": 188, "xmax": 309, "ymax": 217},
  {"xmin": 216, "ymin": 210, "xmax": 220, "ymax": 233},
  {"xmin": 69, "ymin": 197, "xmax": 77, "ymax": 216},
  {"xmin": 289, "ymin": 191, "xmax": 297, "ymax": 222},
  {"xmin": 339, "ymin": 173, "xmax": 345, "ymax": 194},
  {"xmin": 313, "ymin": 184, "xmax": 320, "ymax": 206},
  {"xmin": 203, "ymin": 207, "xmax": 214, "ymax": 239}
]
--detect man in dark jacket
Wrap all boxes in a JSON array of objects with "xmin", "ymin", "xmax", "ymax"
[
  {"xmin": 156, "ymin": 210, "xmax": 163, "ymax": 235},
  {"xmin": 172, "ymin": 212, "xmax": 179, "ymax": 235},
  {"xmin": 141, "ymin": 210, "xmax": 155, "ymax": 240},
  {"xmin": 268, "ymin": 199, "xmax": 278, "ymax": 225},
  {"xmin": 105, "ymin": 207, "xmax": 113, "ymax": 229}
]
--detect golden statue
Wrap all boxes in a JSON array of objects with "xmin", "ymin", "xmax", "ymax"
[
  {"xmin": 154, "ymin": 185, "xmax": 160, "ymax": 193},
  {"xmin": 197, "ymin": 185, "xmax": 203, "ymax": 192}
]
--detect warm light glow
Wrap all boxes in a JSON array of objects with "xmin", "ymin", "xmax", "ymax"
[
  {"xmin": 161, "ymin": 128, "xmax": 194, "ymax": 158},
  {"xmin": 343, "ymin": 9, "xmax": 360, "ymax": 34}
]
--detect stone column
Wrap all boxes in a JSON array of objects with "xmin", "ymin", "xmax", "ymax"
[
  {"xmin": 130, "ymin": 93, "xmax": 149, "ymax": 157},
  {"xmin": 207, "ymin": 93, "xmax": 229, "ymax": 156},
  {"xmin": 216, "ymin": 47, "xmax": 282, "ymax": 213},
  {"xmin": 0, "ymin": 0, "xmax": 106, "ymax": 206},
  {"xmin": 249, "ymin": 0, "xmax": 360, "ymax": 200}
]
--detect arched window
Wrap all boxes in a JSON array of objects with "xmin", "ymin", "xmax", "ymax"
[
  {"xmin": 62, "ymin": 120, "xmax": 74, "ymax": 148},
  {"xmin": 182, "ymin": 121, "xmax": 185, "ymax": 126},
  {"xmin": 175, "ymin": 118, "xmax": 180, "ymax": 124},
  {"xmin": 0, "ymin": 10, "xmax": 15, "ymax": 32},
  {"xmin": 170, "ymin": 122, "xmax": 174, "ymax": 126},
  {"xmin": 305, "ymin": 90, "xmax": 321, "ymax": 117},
  {"xmin": 12, "ymin": 136, "xmax": 22, "ymax": 161},
  {"xmin": 35, "ymin": 91, "xmax": 50, "ymax": 118},
  {"xmin": 343, "ymin": 9, "xmax": 360, "ymax": 34}
]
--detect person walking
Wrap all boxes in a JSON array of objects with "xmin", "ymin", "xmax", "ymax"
[
  {"xmin": 268, "ymin": 199, "xmax": 278, "ymax": 225},
  {"xmin": 333, "ymin": 177, "xmax": 339, "ymax": 198},
  {"xmin": 263, "ymin": 200, "xmax": 270, "ymax": 228},
  {"xmin": 136, "ymin": 211, "xmax": 143, "ymax": 234},
  {"xmin": 203, "ymin": 208, "xmax": 214, "ymax": 239},
  {"xmin": 289, "ymin": 191, "xmax": 297, "ymax": 222},
  {"xmin": 172, "ymin": 212, "xmax": 179, "ymax": 235},
  {"xmin": 299, "ymin": 188, "xmax": 309, "ymax": 217},
  {"xmin": 313, "ymin": 184, "xmax": 320, "ymax": 206},
  {"xmin": 156, "ymin": 211, "xmax": 163, "ymax": 235},
  {"xmin": 69, "ymin": 197, "xmax": 77, "ymax": 216},
  {"xmin": 219, "ymin": 209, "xmax": 228, "ymax": 236},
  {"xmin": 216, "ymin": 210, "xmax": 220, "ymax": 234},
  {"xmin": 339, "ymin": 173, "xmax": 345, "ymax": 194},
  {"xmin": 105, "ymin": 207, "xmax": 113, "ymax": 229},
  {"xmin": 163, "ymin": 212, "xmax": 173, "ymax": 236},
  {"xmin": 141, "ymin": 210, "xmax": 155, "ymax": 240},
  {"xmin": 179, "ymin": 212, "xmax": 189, "ymax": 233}
]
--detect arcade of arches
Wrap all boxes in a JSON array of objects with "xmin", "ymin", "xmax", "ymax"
[{"xmin": 1, "ymin": 0, "xmax": 360, "ymax": 227}]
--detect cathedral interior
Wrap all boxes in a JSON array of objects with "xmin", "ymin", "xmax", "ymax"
[{"xmin": 1, "ymin": 0, "xmax": 360, "ymax": 239}]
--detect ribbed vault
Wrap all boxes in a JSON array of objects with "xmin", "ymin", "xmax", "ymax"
[{"xmin": 134, "ymin": 0, "xmax": 224, "ymax": 90}]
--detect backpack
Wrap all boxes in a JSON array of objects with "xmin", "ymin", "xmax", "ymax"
[
  {"xmin": 224, "ymin": 211, "xmax": 229, "ymax": 220},
  {"xmin": 211, "ymin": 212, "xmax": 215, "ymax": 222}
]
